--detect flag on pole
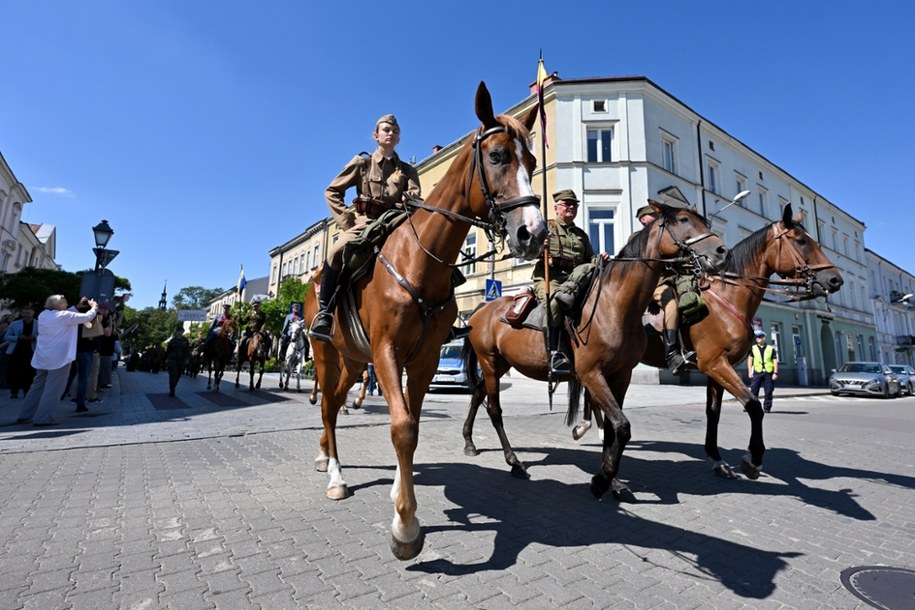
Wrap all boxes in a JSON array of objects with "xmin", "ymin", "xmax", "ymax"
[
  {"xmin": 536, "ymin": 51, "xmax": 549, "ymax": 148},
  {"xmin": 237, "ymin": 265, "xmax": 247, "ymax": 294}
]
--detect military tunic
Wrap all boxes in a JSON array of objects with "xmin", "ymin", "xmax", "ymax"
[
  {"xmin": 325, "ymin": 148, "xmax": 421, "ymax": 265},
  {"xmin": 532, "ymin": 219, "xmax": 598, "ymax": 323}
]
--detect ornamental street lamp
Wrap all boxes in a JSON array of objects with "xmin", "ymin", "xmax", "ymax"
[{"xmin": 81, "ymin": 219, "xmax": 118, "ymax": 301}]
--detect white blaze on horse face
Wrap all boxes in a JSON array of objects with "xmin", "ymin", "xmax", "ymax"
[{"xmin": 512, "ymin": 138, "xmax": 546, "ymax": 232}]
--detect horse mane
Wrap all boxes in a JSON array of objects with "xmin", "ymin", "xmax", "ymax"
[
  {"xmin": 603, "ymin": 205, "xmax": 696, "ymax": 279},
  {"xmin": 495, "ymin": 113, "xmax": 532, "ymax": 140}
]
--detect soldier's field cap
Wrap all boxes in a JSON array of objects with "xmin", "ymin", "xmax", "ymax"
[
  {"xmin": 375, "ymin": 114, "xmax": 398, "ymax": 128},
  {"xmin": 754, "ymin": 330, "xmax": 766, "ymax": 338},
  {"xmin": 552, "ymin": 189, "xmax": 580, "ymax": 204},
  {"xmin": 636, "ymin": 204, "xmax": 656, "ymax": 219}
]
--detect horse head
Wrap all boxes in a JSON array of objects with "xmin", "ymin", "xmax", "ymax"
[
  {"xmin": 648, "ymin": 201, "xmax": 730, "ymax": 272},
  {"xmin": 220, "ymin": 318, "xmax": 237, "ymax": 337},
  {"xmin": 466, "ymin": 81, "xmax": 547, "ymax": 261},
  {"xmin": 769, "ymin": 204, "xmax": 844, "ymax": 299}
]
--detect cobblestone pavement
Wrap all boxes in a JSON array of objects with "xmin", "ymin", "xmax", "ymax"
[{"xmin": 0, "ymin": 367, "xmax": 912, "ymax": 609}]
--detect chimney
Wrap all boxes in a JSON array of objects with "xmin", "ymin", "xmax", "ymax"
[{"xmin": 432, "ymin": 144, "xmax": 443, "ymax": 154}]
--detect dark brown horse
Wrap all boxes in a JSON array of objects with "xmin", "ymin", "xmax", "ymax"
[
  {"xmin": 637, "ymin": 203, "xmax": 843, "ymax": 478},
  {"xmin": 235, "ymin": 330, "xmax": 270, "ymax": 391},
  {"xmin": 461, "ymin": 202, "xmax": 730, "ymax": 498},
  {"xmin": 202, "ymin": 318, "xmax": 236, "ymax": 392},
  {"xmin": 304, "ymin": 82, "xmax": 548, "ymax": 560}
]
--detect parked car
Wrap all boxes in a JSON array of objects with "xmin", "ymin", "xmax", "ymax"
[
  {"xmin": 887, "ymin": 364, "xmax": 915, "ymax": 395},
  {"xmin": 829, "ymin": 361, "xmax": 901, "ymax": 398},
  {"xmin": 430, "ymin": 341, "xmax": 471, "ymax": 391}
]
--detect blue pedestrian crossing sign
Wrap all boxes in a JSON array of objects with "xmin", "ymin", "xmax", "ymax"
[{"xmin": 485, "ymin": 279, "xmax": 502, "ymax": 301}]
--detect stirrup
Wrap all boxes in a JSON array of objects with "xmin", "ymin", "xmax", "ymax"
[
  {"xmin": 550, "ymin": 350, "xmax": 572, "ymax": 375},
  {"xmin": 666, "ymin": 351, "xmax": 688, "ymax": 375},
  {"xmin": 310, "ymin": 312, "xmax": 334, "ymax": 342}
]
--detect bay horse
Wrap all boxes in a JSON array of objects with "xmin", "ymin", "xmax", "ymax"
[
  {"xmin": 461, "ymin": 202, "xmax": 730, "ymax": 498},
  {"xmin": 235, "ymin": 329, "xmax": 270, "ymax": 391},
  {"xmin": 279, "ymin": 318, "xmax": 309, "ymax": 392},
  {"xmin": 636, "ymin": 203, "xmax": 843, "ymax": 478},
  {"xmin": 304, "ymin": 82, "xmax": 548, "ymax": 560},
  {"xmin": 202, "ymin": 318, "xmax": 236, "ymax": 392}
]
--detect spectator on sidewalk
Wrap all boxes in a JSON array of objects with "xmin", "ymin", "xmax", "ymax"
[
  {"xmin": 747, "ymin": 329, "xmax": 779, "ymax": 413},
  {"xmin": 97, "ymin": 305, "xmax": 116, "ymax": 389},
  {"xmin": 4, "ymin": 306, "xmax": 38, "ymax": 398},
  {"xmin": 17, "ymin": 295, "xmax": 98, "ymax": 427}
]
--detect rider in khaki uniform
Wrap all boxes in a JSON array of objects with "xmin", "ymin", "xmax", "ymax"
[
  {"xmin": 635, "ymin": 202, "xmax": 695, "ymax": 374},
  {"xmin": 533, "ymin": 189, "xmax": 609, "ymax": 374},
  {"xmin": 311, "ymin": 114, "xmax": 421, "ymax": 341}
]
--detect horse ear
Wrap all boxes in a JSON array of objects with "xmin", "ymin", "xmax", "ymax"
[
  {"xmin": 520, "ymin": 101, "xmax": 538, "ymax": 131},
  {"xmin": 782, "ymin": 203, "xmax": 793, "ymax": 226},
  {"xmin": 475, "ymin": 81, "xmax": 498, "ymax": 129}
]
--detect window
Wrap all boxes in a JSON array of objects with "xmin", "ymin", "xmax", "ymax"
[
  {"xmin": 856, "ymin": 334, "xmax": 865, "ymax": 360},
  {"xmin": 661, "ymin": 134, "xmax": 678, "ymax": 174},
  {"xmin": 313, "ymin": 244, "xmax": 320, "ymax": 268},
  {"xmin": 587, "ymin": 208, "xmax": 616, "ymax": 256},
  {"xmin": 587, "ymin": 127, "xmax": 613, "ymax": 163},
  {"xmin": 770, "ymin": 323, "xmax": 782, "ymax": 359},
  {"xmin": 791, "ymin": 325, "xmax": 803, "ymax": 362},
  {"xmin": 735, "ymin": 174, "xmax": 748, "ymax": 205},
  {"xmin": 868, "ymin": 336, "xmax": 877, "ymax": 361},
  {"xmin": 271, "ymin": 264, "xmax": 277, "ymax": 283},
  {"xmin": 464, "ymin": 232, "xmax": 477, "ymax": 275},
  {"xmin": 592, "ymin": 100, "xmax": 607, "ymax": 113},
  {"xmin": 305, "ymin": 250, "xmax": 311, "ymax": 272},
  {"xmin": 758, "ymin": 186, "xmax": 768, "ymax": 216},
  {"xmin": 707, "ymin": 159, "xmax": 720, "ymax": 194}
]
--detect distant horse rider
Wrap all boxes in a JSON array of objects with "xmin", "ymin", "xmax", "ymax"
[
  {"xmin": 311, "ymin": 113, "xmax": 421, "ymax": 342},
  {"xmin": 532, "ymin": 189, "xmax": 610, "ymax": 374},
  {"xmin": 241, "ymin": 299, "xmax": 268, "ymax": 356},
  {"xmin": 201, "ymin": 303, "xmax": 233, "ymax": 355},
  {"xmin": 279, "ymin": 302, "xmax": 301, "ymax": 360}
]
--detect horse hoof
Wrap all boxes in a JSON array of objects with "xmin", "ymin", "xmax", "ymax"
[
  {"xmin": 713, "ymin": 462, "xmax": 738, "ymax": 479},
  {"xmin": 510, "ymin": 464, "xmax": 531, "ymax": 480},
  {"xmin": 611, "ymin": 480, "xmax": 635, "ymax": 502},
  {"xmin": 463, "ymin": 445, "xmax": 479, "ymax": 457},
  {"xmin": 326, "ymin": 484, "xmax": 349, "ymax": 500},
  {"xmin": 308, "ymin": 396, "xmax": 317, "ymax": 405},
  {"xmin": 353, "ymin": 399, "xmax": 362, "ymax": 409},
  {"xmin": 390, "ymin": 529, "xmax": 424, "ymax": 561},
  {"xmin": 740, "ymin": 454, "xmax": 762, "ymax": 480},
  {"xmin": 315, "ymin": 459, "xmax": 328, "ymax": 473},
  {"xmin": 589, "ymin": 474, "xmax": 610, "ymax": 500},
  {"xmin": 572, "ymin": 421, "xmax": 591, "ymax": 441}
]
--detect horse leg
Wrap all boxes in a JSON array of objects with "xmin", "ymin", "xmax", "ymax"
[
  {"xmin": 583, "ymin": 373, "xmax": 633, "ymax": 500},
  {"xmin": 461, "ymin": 381, "xmax": 486, "ymax": 457},
  {"xmin": 483, "ymin": 373, "xmax": 528, "ymax": 478},
  {"xmin": 706, "ymin": 361, "xmax": 766, "ymax": 479},
  {"xmin": 317, "ymin": 355, "xmax": 363, "ymax": 500},
  {"xmin": 386, "ymin": 360, "xmax": 434, "ymax": 561},
  {"xmin": 255, "ymin": 360, "xmax": 264, "ymax": 389},
  {"xmin": 704, "ymin": 377, "xmax": 734, "ymax": 478},
  {"xmin": 234, "ymin": 355, "xmax": 242, "ymax": 389},
  {"xmin": 309, "ymin": 380, "xmax": 318, "ymax": 405},
  {"xmin": 353, "ymin": 377, "xmax": 367, "ymax": 409}
]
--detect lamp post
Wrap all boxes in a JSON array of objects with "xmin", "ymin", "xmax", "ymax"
[{"xmin": 81, "ymin": 219, "xmax": 118, "ymax": 301}]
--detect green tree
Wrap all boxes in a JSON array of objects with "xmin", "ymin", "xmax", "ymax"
[
  {"xmin": 172, "ymin": 285, "xmax": 225, "ymax": 309},
  {"xmin": 260, "ymin": 277, "xmax": 311, "ymax": 335},
  {"xmin": 0, "ymin": 267, "xmax": 131, "ymax": 309},
  {"xmin": 120, "ymin": 306, "xmax": 178, "ymax": 354}
]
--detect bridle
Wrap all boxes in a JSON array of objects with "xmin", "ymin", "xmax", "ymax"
[
  {"xmin": 714, "ymin": 223, "xmax": 839, "ymax": 302},
  {"xmin": 403, "ymin": 124, "xmax": 540, "ymax": 269}
]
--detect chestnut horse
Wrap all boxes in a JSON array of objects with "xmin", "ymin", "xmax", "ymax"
[
  {"xmin": 304, "ymin": 82, "xmax": 548, "ymax": 560},
  {"xmin": 461, "ymin": 202, "xmax": 730, "ymax": 497},
  {"xmin": 235, "ymin": 330, "xmax": 270, "ymax": 391},
  {"xmin": 202, "ymin": 318, "xmax": 236, "ymax": 392},
  {"xmin": 636, "ymin": 203, "xmax": 843, "ymax": 478}
]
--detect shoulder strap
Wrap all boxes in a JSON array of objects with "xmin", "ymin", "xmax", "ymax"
[{"xmin": 356, "ymin": 151, "xmax": 371, "ymax": 197}]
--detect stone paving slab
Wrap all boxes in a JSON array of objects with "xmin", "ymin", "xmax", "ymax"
[{"xmin": 0, "ymin": 367, "xmax": 910, "ymax": 608}]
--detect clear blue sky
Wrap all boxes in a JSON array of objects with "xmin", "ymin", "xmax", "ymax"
[{"xmin": 2, "ymin": 1, "xmax": 913, "ymax": 308}]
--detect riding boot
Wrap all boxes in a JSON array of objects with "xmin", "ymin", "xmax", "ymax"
[
  {"xmin": 664, "ymin": 329, "xmax": 695, "ymax": 375},
  {"xmin": 548, "ymin": 327, "xmax": 571, "ymax": 375},
  {"xmin": 311, "ymin": 263, "xmax": 339, "ymax": 342}
]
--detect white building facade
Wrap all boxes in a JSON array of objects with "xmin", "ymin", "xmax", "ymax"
[
  {"xmin": 866, "ymin": 249, "xmax": 915, "ymax": 366},
  {"xmin": 0, "ymin": 151, "xmax": 34, "ymax": 273}
]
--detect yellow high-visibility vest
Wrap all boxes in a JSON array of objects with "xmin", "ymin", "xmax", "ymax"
[{"xmin": 751, "ymin": 345, "xmax": 776, "ymax": 373}]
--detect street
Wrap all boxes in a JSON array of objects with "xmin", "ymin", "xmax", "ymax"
[{"xmin": 0, "ymin": 368, "xmax": 913, "ymax": 609}]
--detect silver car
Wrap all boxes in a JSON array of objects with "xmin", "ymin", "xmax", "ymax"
[
  {"xmin": 888, "ymin": 364, "xmax": 915, "ymax": 395},
  {"xmin": 829, "ymin": 361, "xmax": 901, "ymax": 398}
]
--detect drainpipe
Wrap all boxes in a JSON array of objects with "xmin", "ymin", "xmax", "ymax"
[{"xmin": 695, "ymin": 120, "xmax": 706, "ymax": 217}]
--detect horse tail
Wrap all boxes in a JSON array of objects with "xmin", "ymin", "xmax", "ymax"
[
  {"xmin": 462, "ymin": 337, "xmax": 483, "ymax": 394},
  {"xmin": 565, "ymin": 377, "xmax": 584, "ymax": 427}
]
